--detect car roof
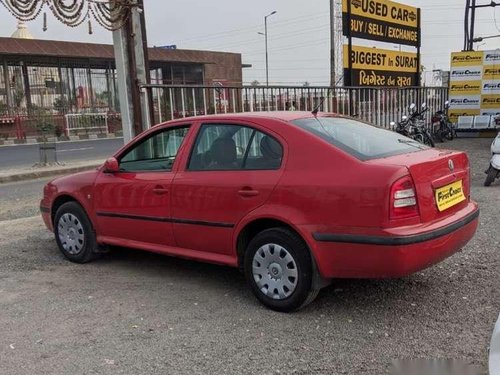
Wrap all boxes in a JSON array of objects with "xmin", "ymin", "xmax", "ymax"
[{"xmin": 157, "ymin": 111, "xmax": 342, "ymax": 127}]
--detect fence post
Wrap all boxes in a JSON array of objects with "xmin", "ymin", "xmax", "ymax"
[{"xmin": 63, "ymin": 114, "xmax": 69, "ymax": 137}]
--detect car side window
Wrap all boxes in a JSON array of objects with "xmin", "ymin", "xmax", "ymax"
[
  {"xmin": 119, "ymin": 126, "xmax": 189, "ymax": 172},
  {"xmin": 188, "ymin": 124, "xmax": 283, "ymax": 171}
]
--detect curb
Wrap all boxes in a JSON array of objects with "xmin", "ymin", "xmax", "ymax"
[
  {"xmin": 0, "ymin": 135, "xmax": 122, "ymax": 148},
  {"xmin": 0, "ymin": 163, "xmax": 102, "ymax": 184}
]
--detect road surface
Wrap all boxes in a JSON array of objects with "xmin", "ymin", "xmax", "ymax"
[
  {"xmin": 0, "ymin": 138, "xmax": 497, "ymax": 374},
  {"xmin": 0, "ymin": 138, "xmax": 124, "ymax": 170}
]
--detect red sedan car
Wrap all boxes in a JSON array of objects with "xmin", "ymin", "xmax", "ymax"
[{"xmin": 40, "ymin": 112, "xmax": 479, "ymax": 312}]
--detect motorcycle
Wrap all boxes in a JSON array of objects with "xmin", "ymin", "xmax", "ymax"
[
  {"xmin": 431, "ymin": 101, "xmax": 455, "ymax": 142},
  {"xmin": 392, "ymin": 103, "xmax": 435, "ymax": 147},
  {"xmin": 484, "ymin": 131, "xmax": 500, "ymax": 186}
]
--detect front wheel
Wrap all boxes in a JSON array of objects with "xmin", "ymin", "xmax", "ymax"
[
  {"xmin": 244, "ymin": 228, "xmax": 319, "ymax": 312},
  {"xmin": 446, "ymin": 124, "xmax": 455, "ymax": 140},
  {"xmin": 54, "ymin": 201, "xmax": 100, "ymax": 263},
  {"xmin": 485, "ymin": 166, "xmax": 498, "ymax": 186}
]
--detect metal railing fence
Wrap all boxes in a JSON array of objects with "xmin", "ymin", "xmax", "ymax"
[
  {"xmin": 144, "ymin": 85, "xmax": 448, "ymax": 129},
  {"xmin": 65, "ymin": 113, "xmax": 109, "ymax": 136}
]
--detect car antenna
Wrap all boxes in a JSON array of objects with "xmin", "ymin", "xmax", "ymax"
[{"xmin": 311, "ymin": 74, "xmax": 344, "ymax": 116}]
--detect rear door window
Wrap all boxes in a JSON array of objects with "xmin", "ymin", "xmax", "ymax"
[
  {"xmin": 188, "ymin": 124, "xmax": 283, "ymax": 171},
  {"xmin": 292, "ymin": 117, "xmax": 426, "ymax": 161}
]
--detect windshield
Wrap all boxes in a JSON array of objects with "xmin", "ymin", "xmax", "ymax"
[{"xmin": 292, "ymin": 117, "xmax": 427, "ymax": 161}]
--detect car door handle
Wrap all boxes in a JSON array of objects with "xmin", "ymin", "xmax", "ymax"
[
  {"xmin": 153, "ymin": 185, "xmax": 169, "ymax": 195},
  {"xmin": 238, "ymin": 188, "xmax": 259, "ymax": 197}
]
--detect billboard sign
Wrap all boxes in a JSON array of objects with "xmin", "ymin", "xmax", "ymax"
[
  {"xmin": 449, "ymin": 50, "xmax": 500, "ymax": 121},
  {"xmin": 449, "ymin": 81, "xmax": 482, "ymax": 95},
  {"xmin": 343, "ymin": 45, "xmax": 418, "ymax": 86},
  {"xmin": 342, "ymin": 0, "xmax": 420, "ymax": 47}
]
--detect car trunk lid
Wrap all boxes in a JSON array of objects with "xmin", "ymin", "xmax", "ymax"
[{"xmin": 369, "ymin": 148, "xmax": 470, "ymax": 223}]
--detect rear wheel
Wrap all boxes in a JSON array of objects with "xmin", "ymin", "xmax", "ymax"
[
  {"xmin": 484, "ymin": 166, "xmax": 498, "ymax": 187},
  {"xmin": 422, "ymin": 131, "xmax": 435, "ymax": 147},
  {"xmin": 244, "ymin": 228, "xmax": 318, "ymax": 312},
  {"xmin": 54, "ymin": 202, "xmax": 100, "ymax": 263}
]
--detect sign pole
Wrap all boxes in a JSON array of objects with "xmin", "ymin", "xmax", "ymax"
[
  {"xmin": 346, "ymin": 0, "xmax": 355, "ymax": 115},
  {"xmin": 330, "ymin": 0, "xmax": 335, "ymax": 87},
  {"xmin": 417, "ymin": 8, "xmax": 421, "ymax": 87},
  {"xmin": 346, "ymin": 0, "xmax": 353, "ymax": 88}
]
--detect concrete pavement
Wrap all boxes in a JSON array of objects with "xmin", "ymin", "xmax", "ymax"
[
  {"xmin": 0, "ymin": 159, "xmax": 104, "ymax": 184},
  {"xmin": 0, "ymin": 138, "xmax": 497, "ymax": 374},
  {"xmin": 0, "ymin": 137, "xmax": 123, "ymax": 183},
  {"xmin": 0, "ymin": 137, "xmax": 124, "ymax": 170}
]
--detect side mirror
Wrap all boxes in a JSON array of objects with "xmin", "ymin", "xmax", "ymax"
[
  {"xmin": 409, "ymin": 103, "xmax": 416, "ymax": 112},
  {"xmin": 103, "ymin": 157, "xmax": 119, "ymax": 173},
  {"xmin": 421, "ymin": 103, "xmax": 427, "ymax": 109},
  {"xmin": 402, "ymin": 115, "xmax": 408, "ymax": 121}
]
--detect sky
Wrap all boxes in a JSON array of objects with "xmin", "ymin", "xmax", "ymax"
[{"xmin": 1, "ymin": 0, "xmax": 500, "ymax": 86}]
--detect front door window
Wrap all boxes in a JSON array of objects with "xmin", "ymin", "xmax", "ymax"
[{"xmin": 120, "ymin": 127, "xmax": 189, "ymax": 172}]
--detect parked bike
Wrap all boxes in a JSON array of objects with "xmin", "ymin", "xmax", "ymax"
[
  {"xmin": 391, "ymin": 103, "xmax": 434, "ymax": 147},
  {"xmin": 431, "ymin": 100, "xmax": 455, "ymax": 142}
]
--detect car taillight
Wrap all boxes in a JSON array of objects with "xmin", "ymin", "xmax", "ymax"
[{"xmin": 390, "ymin": 175, "xmax": 419, "ymax": 220}]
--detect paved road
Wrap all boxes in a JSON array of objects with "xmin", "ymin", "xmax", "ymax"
[
  {"xmin": 0, "ymin": 177, "xmax": 52, "ymax": 221},
  {"xmin": 0, "ymin": 138, "xmax": 124, "ymax": 169},
  {"xmin": 0, "ymin": 139, "xmax": 498, "ymax": 374}
]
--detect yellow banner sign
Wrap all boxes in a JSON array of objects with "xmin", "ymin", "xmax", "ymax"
[
  {"xmin": 481, "ymin": 94, "xmax": 500, "ymax": 109},
  {"xmin": 342, "ymin": 0, "xmax": 418, "ymax": 28},
  {"xmin": 483, "ymin": 67, "xmax": 500, "ymax": 80},
  {"xmin": 343, "ymin": 45, "xmax": 418, "ymax": 72},
  {"xmin": 449, "ymin": 80, "xmax": 482, "ymax": 95},
  {"xmin": 450, "ymin": 51, "xmax": 484, "ymax": 67}
]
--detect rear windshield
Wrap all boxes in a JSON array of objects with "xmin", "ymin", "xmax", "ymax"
[{"xmin": 292, "ymin": 117, "xmax": 427, "ymax": 161}]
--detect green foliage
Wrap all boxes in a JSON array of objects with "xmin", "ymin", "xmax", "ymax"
[
  {"xmin": 33, "ymin": 107, "xmax": 55, "ymax": 141},
  {"xmin": 13, "ymin": 87, "xmax": 24, "ymax": 108},
  {"xmin": 53, "ymin": 96, "xmax": 74, "ymax": 114},
  {"xmin": 80, "ymin": 114, "xmax": 93, "ymax": 135},
  {"xmin": 0, "ymin": 102, "xmax": 8, "ymax": 116}
]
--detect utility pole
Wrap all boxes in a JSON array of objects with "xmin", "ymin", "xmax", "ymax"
[
  {"xmin": 330, "ymin": 0, "xmax": 335, "ymax": 87},
  {"xmin": 464, "ymin": 0, "xmax": 499, "ymax": 51},
  {"xmin": 113, "ymin": 0, "xmax": 153, "ymax": 143}
]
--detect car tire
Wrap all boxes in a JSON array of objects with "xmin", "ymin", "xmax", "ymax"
[
  {"xmin": 244, "ymin": 227, "xmax": 318, "ymax": 312},
  {"xmin": 54, "ymin": 201, "xmax": 100, "ymax": 263},
  {"xmin": 446, "ymin": 124, "xmax": 455, "ymax": 141},
  {"xmin": 485, "ymin": 166, "xmax": 498, "ymax": 187},
  {"xmin": 423, "ymin": 131, "xmax": 435, "ymax": 147}
]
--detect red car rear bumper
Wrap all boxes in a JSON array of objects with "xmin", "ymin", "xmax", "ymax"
[{"xmin": 305, "ymin": 202, "xmax": 479, "ymax": 279}]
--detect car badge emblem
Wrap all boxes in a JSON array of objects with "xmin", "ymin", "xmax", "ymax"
[{"xmin": 448, "ymin": 159, "xmax": 454, "ymax": 171}]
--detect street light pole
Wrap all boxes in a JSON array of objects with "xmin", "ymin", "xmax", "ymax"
[{"xmin": 264, "ymin": 11, "xmax": 277, "ymax": 86}]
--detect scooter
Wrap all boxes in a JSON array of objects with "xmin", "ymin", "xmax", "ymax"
[{"xmin": 484, "ymin": 131, "xmax": 500, "ymax": 186}]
